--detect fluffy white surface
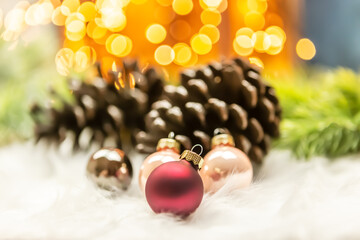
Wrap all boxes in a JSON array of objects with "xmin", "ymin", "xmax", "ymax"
[{"xmin": 1, "ymin": 142, "xmax": 360, "ymax": 239}]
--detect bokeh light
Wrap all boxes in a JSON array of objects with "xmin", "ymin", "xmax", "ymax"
[
  {"xmin": 191, "ymin": 34, "xmax": 212, "ymax": 55},
  {"xmin": 155, "ymin": 45, "xmax": 175, "ymax": 65},
  {"xmin": 146, "ymin": 24, "xmax": 167, "ymax": 44},
  {"xmin": 172, "ymin": 0, "xmax": 193, "ymax": 15},
  {"xmin": 296, "ymin": 38, "xmax": 316, "ymax": 60},
  {"xmin": 1, "ymin": 0, "xmax": 301, "ymax": 76}
]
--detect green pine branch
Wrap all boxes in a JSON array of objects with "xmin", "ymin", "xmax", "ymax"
[{"xmin": 269, "ymin": 68, "xmax": 360, "ymax": 159}]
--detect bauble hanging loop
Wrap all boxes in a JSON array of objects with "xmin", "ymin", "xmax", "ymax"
[{"xmin": 145, "ymin": 144, "xmax": 204, "ymax": 216}]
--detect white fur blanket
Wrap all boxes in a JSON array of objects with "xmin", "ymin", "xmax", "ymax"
[{"xmin": 0, "ymin": 142, "xmax": 360, "ymax": 239}]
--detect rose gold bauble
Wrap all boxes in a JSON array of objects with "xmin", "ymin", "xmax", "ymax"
[
  {"xmin": 139, "ymin": 136, "xmax": 180, "ymax": 192},
  {"xmin": 199, "ymin": 134, "xmax": 253, "ymax": 193}
]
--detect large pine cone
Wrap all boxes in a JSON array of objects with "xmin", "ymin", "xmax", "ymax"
[
  {"xmin": 31, "ymin": 60, "xmax": 164, "ymax": 149},
  {"xmin": 135, "ymin": 58, "xmax": 281, "ymax": 163}
]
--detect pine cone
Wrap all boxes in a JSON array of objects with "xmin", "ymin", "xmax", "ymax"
[
  {"xmin": 135, "ymin": 58, "xmax": 281, "ymax": 163},
  {"xmin": 31, "ymin": 60, "xmax": 164, "ymax": 149}
]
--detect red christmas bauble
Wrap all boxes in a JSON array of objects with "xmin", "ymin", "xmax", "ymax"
[{"xmin": 145, "ymin": 160, "xmax": 204, "ymax": 216}]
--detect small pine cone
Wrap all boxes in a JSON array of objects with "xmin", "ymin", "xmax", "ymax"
[
  {"xmin": 31, "ymin": 60, "xmax": 164, "ymax": 149},
  {"xmin": 135, "ymin": 58, "xmax": 281, "ymax": 163}
]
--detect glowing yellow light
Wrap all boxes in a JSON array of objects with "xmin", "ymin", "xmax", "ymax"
[
  {"xmin": 247, "ymin": 0, "xmax": 267, "ymax": 14},
  {"xmin": 4, "ymin": 8, "xmax": 26, "ymax": 32},
  {"xmin": 118, "ymin": 36, "xmax": 133, "ymax": 57},
  {"xmin": 265, "ymin": 26, "xmax": 286, "ymax": 42},
  {"xmin": 191, "ymin": 34, "xmax": 212, "ymax": 55},
  {"xmin": 203, "ymin": 0, "xmax": 222, "ymax": 8},
  {"xmin": 111, "ymin": 35, "xmax": 128, "ymax": 56},
  {"xmin": 296, "ymin": 38, "xmax": 316, "ymax": 60},
  {"xmin": 131, "ymin": 0, "xmax": 148, "ymax": 4},
  {"xmin": 249, "ymin": 57, "xmax": 264, "ymax": 68},
  {"xmin": 146, "ymin": 24, "xmax": 167, "ymax": 44},
  {"xmin": 106, "ymin": 35, "xmax": 133, "ymax": 57},
  {"xmin": 60, "ymin": 0, "xmax": 80, "ymax": 16},
  {"xmin": 66, "ymin": 29, "xmax": 86, "ymax": 42},
  {"xmin": 55, "ymin": 48, "xmax": 74, "ymax": 76},
  {"xmin": 172, "ymin": 0, "xmax": 194, "ymax": 16},
  {"xmin": 184, "ymin": 50, "xmax": 198, "ymax": 67},
  {"xmin": 244, "ymin": 11, "xmax": 265, "ymax": 31},
  {"xmin": 74, "ymin": 46, "xmax": 97, "ymax": 72},
  {"xmin": 173, "ymin": 43, "xmax": 192, "ymax": 65},
  {"xmin": 52, "ymin": 7, "xmax": 67, "ymax": 26},
  {"xmin": 87, "ymin": 20, "xmax": 107, "ymax": 40},
  {"xmin": 25, "ymin": 2, "xmax": 54, "ymax": 26},
  {"xmin": 67, "ymin": 20, "xmax": 85, "ymax": 33},
  {"xmin": 233, "ymin": 35, "xmax": 253, "ymax": 56},
  {"xmin": 65, "ymin": 13, "xmax": 85, "ymax": 27},
  {"xmin": 199, "ymin": 24, "xmax": 220, "ymax": 44},
  {"xmin": 156, "ymin": 0, "xmax": 172, "ymax": 7},
  {"xmin": 154, "ymin": 45, "xmax": 175, "ymax": 65},
  {"xmin": 266, "ymin": 35, "xmax": 283, "ymax": 55},
  {"xmin": 217, "ymin": 0, "xmax": 228, "ymax": 13},
  {"xmin": 170, "ymin": 20, "xmax": 191, "ymax": 41},
  {"xmin": 78, "ymin": 2, "xmax": 96, "ymax": 22},
  {"xmin": 236, "ymin": 27, "xmax": 254, "ymax": 38},
  {"xmin": 201, "ymin": 9, "xmax": 222, "ymax": 26},
  {"xmin": 100, "ymin": 9, "xmax": 127, "ymax": 31},
  {"xmin": 105, "ymin": 34, "xmax": 118, "ymax": 54},
  {"xmin": 252, "ymin": 31, "xmax": 271, "ymax": 52}
]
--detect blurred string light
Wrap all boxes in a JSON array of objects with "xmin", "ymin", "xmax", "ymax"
[{"xmin": 0, "ymin": 0, "xmax": 316, "ymax": 78}]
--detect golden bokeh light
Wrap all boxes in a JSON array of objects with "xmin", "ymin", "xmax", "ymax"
[
  {"xmin": 78, "ymin": 2, "xmax": 96, "ymax": 22},
  {"xmin": 199, "ymin": 24, "xmax": 220, "ymax": 44},
  {"xmin": 146, "ymin": 24, "xmax": 167, "ymax": 44},
  {"xmin": 74, "ymin": 46, "xmax": 97, "ymax": 72},
  {"xmin": 155, "ymin": 45, "xmax": 175, "ymax": 65},
  {"xmin": 2, "ymin": 0, "xmax": 297, "ymax": 76},
  {"xmin": 252, "ymin": 31, "xmax": 271, "ymax": 52},
  {"xmin": 247, "ymin": 0, "xmax": 268, "ymax": 14},
  {"xmin": 52, "ymin": 7, "xmax": 67, "ymax": 26},
  {"xmin": 244, "ymin": 11, "xmax": 265, "ymax": 31},
  {"xmin": 201, "ymin": 9, "xmax": 222, "ymax": 26},
  {"xmin": 173, "ymin": 43, "xmax": 192, "ymax": 65},
  {"xmin": 233, "ymin": 35, "xmax": 253, "ymax": 56},
  {"xmin": 296, "ymin": 38, "xmax": 316, "ymax": 60},
  {"xmin": 191, "ymin": 34, "xmax": 212, "ymax": 55},
  {"xmin": 236, "ymin": 27, "xmax": 254, "ymax": 38},
  {"xmin": 172, "ymin": 0, "xmax": 194, "ymax": 15},
  {"xmin": 60, "ymin": 0, "xmax": 80, "ymax": 16},
  {"xmin": 266, "ymin": 35, "xmax": 283, "ymax": 55},
  {"xmin": 55, "ymin": 48, "xmax": 74, "ymax": 76},
  {"xmin": 203, "ymin": 0, "xmax": 222, "ymax": 8}
]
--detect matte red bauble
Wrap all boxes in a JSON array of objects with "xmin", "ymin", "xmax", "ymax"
[
  {"xmin": 139, "ymin": 135, "xmax": 180, "ymax": 192},
  {"xmin": 200, "ymin": 133, "xmax": 253, "ymax": 193},
  {"xmin": 145, "ymin": 147, "xmax": 204, "ymax": 216}
]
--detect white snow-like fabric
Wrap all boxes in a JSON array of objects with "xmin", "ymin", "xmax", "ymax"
[{"xmin": 0, "ymin": 142, "xmax": 360, "ymax": 239}]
